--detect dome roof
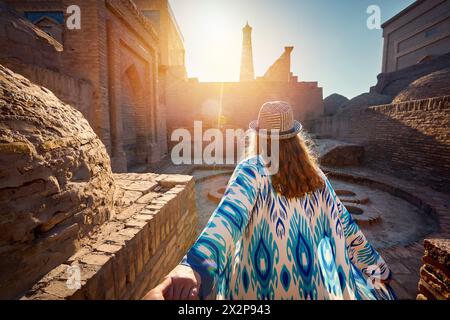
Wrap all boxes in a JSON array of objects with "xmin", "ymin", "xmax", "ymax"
[
  {"xmin": 393, "ymin": 67, "xmax": 450, "ymax": 103},
  {"xmin": 323, "ymin": 93, "xmax": 349, "ymax": 115},
  {"xmin": 341, "ymin": 92, "xmax": 392, "ymax": 110},
  {"xmin": 0, "ymin": 65, "xmax": 116, "ymax": 298}
]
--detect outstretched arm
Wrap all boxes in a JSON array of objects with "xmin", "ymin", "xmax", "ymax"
[
  {"xmin": 323, "ymin": 175, "xmax": 392, "ymax": 283},
  {"xmin": 180, "ymin": 159, "xmax": 261, "ymax": 298}
]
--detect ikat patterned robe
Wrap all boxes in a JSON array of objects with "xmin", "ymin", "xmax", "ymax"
[{"xmin": 181, "ymin": 156, "xmax": 396, "ymax": 300}]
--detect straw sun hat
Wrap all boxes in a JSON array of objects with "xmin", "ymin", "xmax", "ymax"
[{"xmin": 249, "ymin": 101, "xmax": 302, "ymax": 139}]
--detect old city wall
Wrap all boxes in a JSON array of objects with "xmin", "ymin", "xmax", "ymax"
[
  {"xmin": 22, "ymin": 173, "xmax": 198, "ymax": 300},
  {"xmin": 4, "ymin": 0, "xmax": 108, "ymax": 140},
  {"xmin": 5, "ymin": 0, "xmax": 168, "ymax": 170},
  {"xmin": 0, "ymin": 61, "xmax": 93, "ymax": 118},
  {"xmin": 165, "ymin": 78, "xmax": 324, "ymax": 134},
  {"xmin": 0, "ymin": 1, "xmax": 93, "ymax": 120},
  {"xmin": 308, "ymin": 96, "xmax": 450, "ymax": 192},
  {"xmin": 104, "ymin": 0, "xmax": 162, "ymax": 170}
]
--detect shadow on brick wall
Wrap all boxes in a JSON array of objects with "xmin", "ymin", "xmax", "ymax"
[{"xmin": 308, "ymin": 96, "xmax": 450, "ymax": 193}]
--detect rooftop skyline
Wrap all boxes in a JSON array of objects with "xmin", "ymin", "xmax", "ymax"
[{"xmin": 169, "ymin": 0, "xmax": 415, "ymax": 99}]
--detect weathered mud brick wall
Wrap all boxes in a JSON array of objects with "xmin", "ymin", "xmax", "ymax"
[
  {"xmin": 0, "ymin": 65, "xmax": 116, "ymax": 299},
  {"xmin": 0, "ymin": 65, "xmax": 198, "ymax": 299},
  {"xmin": 22, "ymin": 173, "xmax": 197, "ymax": 300},
  {"xmin": 0, "ymin": 2, "xmax": 93, "ymax": 121},
  {"xmin": 308, "ymin": 96, "xmax": 450, "ymax": 192},
  {"xmin": 4, "ymin": 0, "xmax": 166, "ymax": 171},
  {"xmin": 417, "ymin": 239, "xmax": 449, "ymax": 300}
]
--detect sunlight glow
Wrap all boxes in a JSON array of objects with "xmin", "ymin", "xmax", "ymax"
[
  {"xmin": 170, "ymin": 0, "xmax": 416, "ymax": 98},
  {"xmin": 180, "ymin": 2, "xmax": 242, "ymax": 82}
]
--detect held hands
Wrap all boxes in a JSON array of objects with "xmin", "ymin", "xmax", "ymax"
[{"xmin": 142, "ymin": 264, "xmax": 201, "ymax": 300}]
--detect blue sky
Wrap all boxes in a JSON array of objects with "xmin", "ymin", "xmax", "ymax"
[{"xmin": 169, "ymin": 0, "xmax": 415, "ymax": 98}]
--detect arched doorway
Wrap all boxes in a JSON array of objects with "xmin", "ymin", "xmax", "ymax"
[{"xmin": 121, "ymin": 64, "xmax": 148, "ymax": 169}]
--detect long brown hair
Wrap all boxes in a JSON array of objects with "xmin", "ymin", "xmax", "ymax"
[{"xmin": 244, "ymin": 131, "xmax": 324, "ymax": 198}]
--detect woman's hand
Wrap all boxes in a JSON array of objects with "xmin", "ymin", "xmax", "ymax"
[{"xmin": 142, "ymin": 264, "xmax": 201, "ymax": 300}]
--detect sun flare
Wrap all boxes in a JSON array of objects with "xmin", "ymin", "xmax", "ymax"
[{"xmin": 181, "ymin": 4, "xmax": 242, "ymax": 81}]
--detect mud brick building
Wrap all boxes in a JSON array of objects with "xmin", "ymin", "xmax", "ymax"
[
  {"xmin": 3, "ymin": 1, "xmax": 324, "ymax": 167},
  {"xmin": 3, "ymin": 0, "xmax": 183, "ymax": 172},
  {"xmin": 381, "ymin": 0, "xmax": 450, "ymax": 73}
]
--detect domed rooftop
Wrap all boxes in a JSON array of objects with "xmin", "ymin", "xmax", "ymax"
[
  {"xmin": 323, "ymin": 93, "xmax": 349, "ymax": 115},
  {"xmin": 393, "ymin": 67, "xmax": 450, "ymax": 103},
  {"xmin": 341, "ymin": 92, "xmax": 392, "ymax": 110},
  {"xmin": 0, "ymin": 65, "xmax": 116, "ymax": 298}
]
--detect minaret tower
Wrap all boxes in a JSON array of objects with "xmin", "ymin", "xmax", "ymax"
[{"xmin": 239, "ymin": 22, "xmax": 255, "ymax": 81}]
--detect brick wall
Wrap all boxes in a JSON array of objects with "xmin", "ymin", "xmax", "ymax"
[
  {"xmin": 22, "ymin": 173, "xmax": 198, "ymax": 300},
  {"xmin": 308, "ymin": 96, "xmax": 450, "ymax": 192},
  {"xmin": 5, "ymin": 0, "xmax": 166, "ymax": 171},
  {"xmin": 0, "ymin": 61, "xmax": 93, "ymax": 119},
  {"xmin": 165, "ymin": 77, "xmax": 324, "ymax": 133},
  {"xmin": 416, "ymin": 239, "xmax": 449, "ymax": 300},
  {"xmin": 4, "ymin": 0, "xmax": 108, "ymax": 143},
  {"xmin": 0, "ymin": 1, "xmax": 93, "ymax": 121},
  {"xmin": 104, "ymin": 0, "xmax": 162, "ymax": 170}
]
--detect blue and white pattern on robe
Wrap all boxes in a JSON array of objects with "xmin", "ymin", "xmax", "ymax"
[{"xmin": 181, "ymin": 156, "xmax": 396, "ymax": 300}]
